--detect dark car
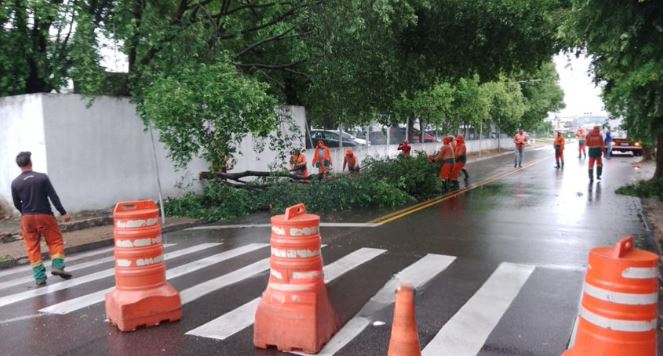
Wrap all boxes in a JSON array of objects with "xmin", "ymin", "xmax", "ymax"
[
  {"xmin": 310, "ymin": 130, "xmax": 360, "ymax": 147},
  {"xmin": 611, "ymin": 137, "xmax": 643, "ymax": 156}
]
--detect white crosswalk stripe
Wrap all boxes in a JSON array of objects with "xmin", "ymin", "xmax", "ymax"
[
  {"xmin": 0, "ymin": 243, "xmax": 220, "ymax": 308},
  {"xmin": 0, "ymin": 240, "xmax": 550, "ymax": 355},
  {"xmin": 39, "ymin": 243, "xmax": 267, "ymax": 314},
  {"xmin": 186, "ymin": 247, "xmax": 387, "ymax": 340},
  {"xmin": 0, "ymin": 244, "xmax": 176, "ymax": 290},
  {"xmin": 313, "ymin": 254, "xmax": 457, "ymax": 356},
  {"xmin": 422, "ymin": 263, "xmax": 535, "ymax": 356}
]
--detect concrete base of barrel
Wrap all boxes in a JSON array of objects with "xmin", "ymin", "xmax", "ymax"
[
  {"xmin": 254, "ymin": 286, "xmax": 338, "ymax": 354},
  {"xmin": 105, "ymin": 283, "xmax": 182, "ymax": 332}
]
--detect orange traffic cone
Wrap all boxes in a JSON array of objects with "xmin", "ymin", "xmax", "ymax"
[
  {"xmin": 564, "ymin": 236, "xmax": 659, "ymax": 356},
  {"xmin": 388, "ymin": 285, "xmax": 421, "ymax": 356}
]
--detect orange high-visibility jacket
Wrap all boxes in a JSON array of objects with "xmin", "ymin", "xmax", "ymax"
[
  {"xmin": 434, "ymin": 144, "xmax": 455, "ymax": 162},
  {"xmin": 343, "ymin": 154, "xmax": 357, "ymax": 169},
  {"xmin": 312, "ymin": 145, "xmax": 332, "ymax": 166},
  {"xmin": 554, "ymin": 136, "xmax": 565, "ymax": 150},
  {"xmin": 576, "ymin": 128, "xmax": 586, "ymax": 140},
  {"xmin": 585, "ymin": 130, "xmax": 605, "ymax": 149},
  {"xmin": 514, "ymin": 133, "xmax": 527, "ymax": 148},
  {"xmin": 290, "ymin": 153, "xmax": 308, "ymax": 176}
]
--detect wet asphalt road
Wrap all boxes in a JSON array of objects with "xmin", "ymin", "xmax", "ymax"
[{"xmin": 0, "ymin": 144, "xmax": 655, "ymax": 356}]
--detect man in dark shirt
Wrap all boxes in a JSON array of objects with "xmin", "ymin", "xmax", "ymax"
[{"xmin": 11, "ymin": 152, "xmax": 72, "ymax": 286}]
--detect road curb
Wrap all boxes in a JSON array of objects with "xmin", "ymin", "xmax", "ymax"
[{"xmin": 0, "ymin": 220, "xmax": 202, "ymax": 270}]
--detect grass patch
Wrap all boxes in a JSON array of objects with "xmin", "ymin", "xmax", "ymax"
[{"xmin": 616, "ymin": 179, "xmax": 663, "ymax": 198}]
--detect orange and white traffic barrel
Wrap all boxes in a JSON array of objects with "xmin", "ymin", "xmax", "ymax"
[
  {"xmin": 564, "ymin": 236, "xmax": 659, "ymax": 356},
  {"xmin": 254, "ymin": 204, "xmax": 338, "ymax": 353},
  {"xmin": 105, "ymin": 200, "xmax": 182, "ymax": 332}
]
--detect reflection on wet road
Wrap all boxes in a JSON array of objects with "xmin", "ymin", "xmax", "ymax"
[{"xmin": 0, "ymin": 144, "xmax": 651, "ymax": 356}]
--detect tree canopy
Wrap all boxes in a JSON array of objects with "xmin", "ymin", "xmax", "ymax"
[
  {"xmin": 2, "ymin": 0, "xmax": 569, "ymax": 167},
  {"xmin": 564, "ymin": 0, "xmax": 663, "ymax": 178}
]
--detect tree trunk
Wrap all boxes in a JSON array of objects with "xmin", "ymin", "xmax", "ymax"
[
  {"xmin": 420, "ymin": 119, "xmax": 425, "ymax": 143},
  {"xmin": 407, "ymin": 118, "xmax": 415, "ymax": 142},
  {"xmin": 654, "ymin": 132, "xmax": 663, "ymax": 179}
]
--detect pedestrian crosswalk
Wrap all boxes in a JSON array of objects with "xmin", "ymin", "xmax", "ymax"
[{"xmin": 0, "ymin": 240, "xmax": 582, "ymax": 355}]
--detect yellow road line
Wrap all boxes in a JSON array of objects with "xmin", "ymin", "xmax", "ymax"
[{"xmin": 371, "ymin": 156, "xmax": 548, "ymax": 226}]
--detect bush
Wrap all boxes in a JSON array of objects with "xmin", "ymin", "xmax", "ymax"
[
  {"xmin": 165, "ymin": 155, "xmax": 438, "ymax": 222},
  {"xmin": 362, "ymin": 152, "xmax": 444, "ymax": 199},
  {"xmin": 616, "ymin": 179, "xmax": 663, "ymax": 198}
]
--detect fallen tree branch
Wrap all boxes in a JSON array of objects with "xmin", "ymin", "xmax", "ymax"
[{"xmin": 200, "ymin": 170, "xmax": 314, "ymax": 182}]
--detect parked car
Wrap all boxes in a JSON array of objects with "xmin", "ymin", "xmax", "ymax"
[
  {"xmin": 611, "ymin": 137, "xmax": 643, "ymax": 156},
  {"xmin": 310, "ymin": 130, "xmax": 363, "ymax": 147},
  {"xmin": 399, "ymin": 128, "xmax": 439, "ymax": 143}
]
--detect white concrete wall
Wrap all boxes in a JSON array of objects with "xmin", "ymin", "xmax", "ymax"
[
  {"xmin": 0, "ymin": 94, "xmax": 307, "ymax": 213},
  {"xmin": 230, "ymin": 106, "xmax": 306, "ymax": 172},
  {"xmin": 40, "ymin": 94, "xmax": 208, "ymax": 212},
  {"xmin": 0, "ymin": 95, "xmax": 48, "ymax": 212}
]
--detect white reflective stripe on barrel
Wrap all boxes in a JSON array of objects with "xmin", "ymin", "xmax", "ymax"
[
  {"xmin": 270, "ymin": 270, "xmax": 283, "ymax": 280},
  {"xmin": 292, "ymin": 271, "xmax": 321, "ymax": 279},
  {"xmin": 268, "ymin": 283, "xmax": 314, "ymax": 292},
  {"xmin": 115, "ymin": 236, "xmax": 163, "ymax": 248},
  {"xmin": 135, "ymin": 254, "xmax": 164, "ymax": 267},
  {"xmin": 580, "ymin": 306, "xmax": 657, "ymax": 332},
  {"xmin": 271, "ymin": 248, "xmax": 320, "ymax": 258},
  {"xmin": 116, "ymin": 217, "xmax": 159, "ymax": 228},
  {"xmin": 583, "ymin": 283, "xmax": 658, "ymax": 305},
  {"xmin": 290, "ymin": 226, "xmax": 319, "ymax": 236},
  {"xmin": 271, "ymin": 226, "xmax": 286, "ymax": 236},
  {"xmin": 622, "ymin": 267, "xmax": 659, "ymax": 279},
  {"xmin": 116, "ymin": 259, "xmax": 132, "ymax": 267}
]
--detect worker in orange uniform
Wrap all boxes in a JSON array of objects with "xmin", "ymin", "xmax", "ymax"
[
  {"xmin": 289, "ymin": 149, "xmax": 308, "ymax": 178},
  {"xmin": 585, "ymin": 126, "xmax": 606, "ymax": 182},
  {"xmin": 450, "ymin": 135, "xmax": 467, "ymax": 189},
  {"xmin": 342, "ymin": 149, "xmax": 360, "ymax": 175},
  {"xmin": 576, "ymin": 127, "xmax": 587, "ymax": 159},
  {"xmin": 397, "ymin": 140, "xmax": 411, "ymax": 156},
  {"xmin": 312, "ymin": 140, "xmax": 332, "ymax": 176},
  {"xmin": 430, "ymin": 136, "xmax": 456, "ymax": 192},
  {"xmin": 11, "ymin": 152, "xmax": 72, "ymax": 286},
  {"xmin": 554, "ymin": 131, "xmax": 565, "ymax": 169}
]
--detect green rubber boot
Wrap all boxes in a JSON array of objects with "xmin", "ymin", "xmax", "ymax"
[
  {"xmin": 51, "ymin": 258, "xmax": 72, "ymax": 279},
  {"xmin": 588, "ymin": 169, "xmax": 593, "ymax": 182},
  {"xmin": 597, "ymin": 166, "xmax": 603, "ymax": 180},
  {"xmin": 32, "ymin": 264, "xmax": 47, "ymax": 286}
]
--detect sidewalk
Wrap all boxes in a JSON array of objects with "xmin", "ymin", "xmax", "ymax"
[{"xmin": 0, "ymin": 211, "xmax": 198, "ymax": 269}]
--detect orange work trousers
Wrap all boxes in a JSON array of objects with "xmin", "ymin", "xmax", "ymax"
[
  {"xmin": 21, "ymin": 214, "xmax": 65, "ymax": 266},
  {"xmin": 588, "ymin": 156, "xmax": 603, "ymax": 170},
  {"xmin": 451, "ymin": 162, "xmax": 465, "ymax": 181},
  {"xmin": 439, "ymin": 162, "xmax": 454, "ymax": 180}
]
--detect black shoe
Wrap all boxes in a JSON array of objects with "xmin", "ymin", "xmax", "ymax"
[
  {"xmin": 597, "ymin": 176, "xmax": 601, "ymax": 181},
  {"xmin": 51, "ymin": 268, "xmax": 72, "ymax": 280},
  {"xmin": 514, "ymin": 163, "xmax": 517, "ymax": 168},
  {"xmin": 36, "ymin": 279, "xmax": 47, "ymax": 287},
  {"xmin": 518, "ymin": 164, "xmax": 522, "ymax": 168}
]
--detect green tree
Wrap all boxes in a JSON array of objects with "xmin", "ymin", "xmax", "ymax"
[
  {"xmin": 481, "ymin": 79, "xmax": 527, "ymax": 135},
  {"xmin": 564, "ymin": 0, "xmax": 663, "ymax": 178},
  {"xmin": 0, "ymin": 1, "xmax": 110, "ymax": 95},
  {"xmin": 517, "ymin": 62, "xmax": 565, "ymax": 133}
]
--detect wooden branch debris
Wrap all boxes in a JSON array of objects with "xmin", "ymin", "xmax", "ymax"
[{"xmin": 200, "ymin": 170, "xmax": 316, "ymax": 183}]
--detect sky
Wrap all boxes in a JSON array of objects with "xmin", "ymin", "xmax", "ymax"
[{"xmin": 552, "ymin": 52, "xmax": 607, "ymax": 119}]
